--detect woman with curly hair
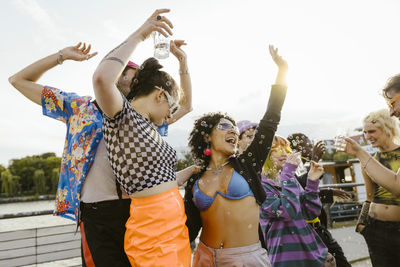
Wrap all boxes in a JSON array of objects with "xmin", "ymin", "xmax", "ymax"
[
  {"xmin": 184, "ymin": 45, "xmax": 288, "ymax": 266},
  {"xmin": 352, "ymin": 109, "xmax": 400, "ymax": 267}
]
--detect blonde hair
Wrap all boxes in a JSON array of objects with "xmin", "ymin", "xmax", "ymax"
[
  {"xmin": 263, "ymin": 135, "xmax": 292, "ymax": 178},
  {"xmin": 363, "ymin": 109, "xmax": 400, "ymax": 144}
]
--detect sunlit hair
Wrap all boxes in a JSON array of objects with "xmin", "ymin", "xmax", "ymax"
[
  {"xmin": 382, "ymin": 73, "xmax": 400, "ymax": 99},
  {"xmin": 188, "ymin": 112, "xmax": 236, "ymax": 168},
  {"xmin": 363, "ymin": 109, "xmax": 400, "ymax": 144},
  {"xmin": 262, "ymin": 135, "xmax": 292, "ymax": 178}
]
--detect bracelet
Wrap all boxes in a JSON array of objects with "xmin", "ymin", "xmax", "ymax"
[
  {"xmin": 179, "ymin": 69, "xmax": 189, "ymax": 75},
  {"xmin": 362, "ymin": 156, "xmax": 372, "ymax": 169},
  {"xmin": 57, "ymin": 50, "xmax": 63, "ymax": 65}
]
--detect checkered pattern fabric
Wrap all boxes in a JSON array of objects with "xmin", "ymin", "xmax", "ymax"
[{"xmin": 102, "ymin": 98, "xmax": 177, "ymax": 195}]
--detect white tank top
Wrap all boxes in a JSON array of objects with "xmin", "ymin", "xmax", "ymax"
[{"xmin": 81, "ymin": 138, "xmax": 129, "ymax": 203}]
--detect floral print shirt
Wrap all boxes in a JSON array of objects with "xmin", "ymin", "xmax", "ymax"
[
  {"xmin": 42, "ymin": 86, "xmax": 103, "ymax": 221},
  {"xmin": 41, "ymin": 86, "xmax": 169, "ymax": 221}
]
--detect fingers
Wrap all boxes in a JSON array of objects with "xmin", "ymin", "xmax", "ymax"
[
  {"xmin": 153, "ymin": 21, "xmax": 173, "ymax": 36},
  {"xmin": 157, "ymin": 15, "xmax": 174, "ymax": 29},
  {"xmin": 269, "ymin": 45, "xmax": 277, "ymax": 58},
  {"xmin": 151, "ymin": 8, "xmax": 171, "ymax": 18},
  {"xmin": 172, "ymin": 40, "xmax": 187, "ymax": 47},
  {"xmin": 86, "ymin": 52, "xmax": 98, "ymax": 60}
]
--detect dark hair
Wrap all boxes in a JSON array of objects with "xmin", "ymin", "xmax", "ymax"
[
  {"xmin": 287, "ymin": 133, "xmax": 313, "ymax": 159},
  {"xmin": 382, "ymin": 73, "xmax": 400, "ymax": 98},
  {"xmin": 188, "ymin": 112, "xmax": 236, "ymax": 167},
  {"xmin": 126, "ymin": 57, "xmax": 178, "ymax": 100}
]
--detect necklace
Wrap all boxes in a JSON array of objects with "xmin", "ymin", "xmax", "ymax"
[{"xmin": 206, "ymin": 161, "xmax": 230, "ymax": 175}]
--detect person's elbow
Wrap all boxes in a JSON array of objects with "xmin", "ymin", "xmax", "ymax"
[
  {"xmin": 8, "ymin": 74, "xmax": 18, "ymax": 88},
  {"xmin": 92, "ymin": 71, "xmax": 111, "ymax": 94}
]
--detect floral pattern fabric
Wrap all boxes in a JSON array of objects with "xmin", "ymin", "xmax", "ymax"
[{"xmin": 42, "ymin": 86, "xmax": 103, "ymax": 221}]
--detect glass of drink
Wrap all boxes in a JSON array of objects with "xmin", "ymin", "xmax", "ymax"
[
  {"xmin": 334, "ymin": 128, "xmax": 347, "ymax": 152},
  {"xmin": 152, "ymin": 32, "xmax": 170, "ymax": 59}
]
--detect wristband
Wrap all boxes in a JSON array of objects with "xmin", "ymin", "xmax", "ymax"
[
  {"xmin": 57, "ymin": 50, "xmax": 64, "ymax": 65},
  {"xmin": 179, "ymin": 69, "xmax": 189, "ymax": 75}
]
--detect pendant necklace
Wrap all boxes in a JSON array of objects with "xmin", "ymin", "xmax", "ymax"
[{"xmin": 206, "ymin": 161, "xmax": 230, "ymax": 175}]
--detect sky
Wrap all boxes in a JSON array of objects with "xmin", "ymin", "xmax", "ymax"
[{"xmin": 1, "ymin": 0, "xmax": 400, "ymax": 166}]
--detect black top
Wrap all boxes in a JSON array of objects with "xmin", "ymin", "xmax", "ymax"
[{"xmin": 184, "ymin": 84, "xmax": 287, "ymax": 243}]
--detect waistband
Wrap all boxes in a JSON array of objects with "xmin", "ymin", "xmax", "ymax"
[
  {"xmin": 130, "ymin": 187, "xmax": 180, "ymax": 206},
  {"xmin": 81, "ymin": 198, "xmax": 131, "ymax": 210},
  {"xmin": 199, "ymin": 240, "xmax": 263, "ymax": 256},
  {"xmin": 367, "ymin": 216, "xmax": 400, "ymax": 228}
]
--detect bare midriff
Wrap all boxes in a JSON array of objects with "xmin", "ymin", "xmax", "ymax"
[
  {"xmin": 130, "ymin": 180, "xmax": 178, "ymax": 198},
  {"xmin": 369, "ymin": 202, "xmax": 400, "ymax": 221},
  {"xmin": 199, "ymin": 195, "xmax": 260, "ymax": 248}
]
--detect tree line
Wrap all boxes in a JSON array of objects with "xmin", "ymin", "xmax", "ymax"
[
  {"xmin": 1, "ymin": 153, "xmax": 61, "ymax": 197},
  {"xmin": 0, "ymin": 151, "xmax": 194, "ymax": 198},
  {"xmin": 0, "ymin": 148, "xmax": 349, "ymax": 198}
]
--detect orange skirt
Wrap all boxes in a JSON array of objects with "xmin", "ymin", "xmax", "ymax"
[{"xmin": 124, "ymin": 187, "xmax": 191, "ymax": 267}]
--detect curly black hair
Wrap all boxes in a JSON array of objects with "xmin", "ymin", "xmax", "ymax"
[
  {"xmin": 126, "ymin": 57, "xmax": 179, "ymax": 100},
  {"xmin": 188, "ymin": 112, "xmax": 236, "ymax": 167}
]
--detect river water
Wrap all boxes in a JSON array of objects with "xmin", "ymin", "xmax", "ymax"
[
  {"xmin": 0, "ymin": 189, "xmax": 186, "ymax": 232},
  {"xmin": 0, "ymin": 200, "xmax": 73, "ymax": 232}
]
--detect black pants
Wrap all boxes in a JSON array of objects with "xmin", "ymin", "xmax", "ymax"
[
  {"xmin": 313, "ymin": 223, "xmax": 351, "ymax": 267},
  {"xmin": 361, "ymin": 216, "xmax": 400, "ymax": 267},
  {"xmin": 80, "ymin": 199, "xmax": 131, "ymax": 267}
]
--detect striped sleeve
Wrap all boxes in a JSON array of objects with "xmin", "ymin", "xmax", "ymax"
[
  {"xmin": 261, "ymin": 163, "xmax": 303, "ymax": 221},
  {"xmin": 300, "ymin": 178, "xmax": 322, "ymax": 220}
]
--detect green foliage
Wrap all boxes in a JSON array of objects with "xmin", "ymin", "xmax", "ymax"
[
  {"xmin": 33, "ymin": 169, "xmax": 46, "ymax": 195},
  {"xmin": 321, "ymin": 151, "xmax": 333, "ymax": 161},
  {"xmin": 1, "ymin": 169, "xmax": 21, "ymax": 197},
  {"xmin": 6, "ymin": 153, "xmax": 61, "ymax": 196},
  {"xmin": 50, "ymin": 168, "xmax": 60, "ymax": 193},
  {"xmin": 0, "ymin": 164, "xmax": 5, "ymax": 192},
  {"xmin": 176, "ymin": 151, "xmax": 194, "ymax": 171},
  {"xmin": 333, "ymin": 152, "xmax": 350, "ymax": 162}
]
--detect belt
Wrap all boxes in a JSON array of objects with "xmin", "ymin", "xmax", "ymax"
[
  {"xmin": 309, "ymin": 220, "xmax": 321, "ymax": 229},
  {"xmin": 81, "ymin": 199, "xmax": 130, "ymax": 210}
]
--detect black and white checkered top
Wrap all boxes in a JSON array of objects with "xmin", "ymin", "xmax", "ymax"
[{"xmin": 102, "ymin": 98, "xmax": 177, "ymax": 195}]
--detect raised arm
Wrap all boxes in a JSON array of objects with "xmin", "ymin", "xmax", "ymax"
[
  {"xmin": 261, "ymin": 153, "xmax": 305, "ymax": 221},
  {"xmin": 240, "ymin": 45, "xmax": 288, "ymax": 173},
  {"xmin": 168, "ymin": 40, "xmax": 192, "ymax": 124},
  {"xmin": 300, "ymin": 161, "xmax": 324, "ymax": 220},
  {"xmin": 92, "ymin": 9, "xmax": 173, "ymax": 118},
  {"xmin": 269, "ymin": 45, "xmax": 288, "ymax": 86},
  {"xmin": 9, "ymin": 42, "xmax": 97, "ymax": 105},
  {"xmin": 344, "ymin": 137, "xmax": 400, "ymax": 195}
]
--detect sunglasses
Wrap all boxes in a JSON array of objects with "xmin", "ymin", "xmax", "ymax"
[
  {"xmin": 216, "ymin": 121, "xmax": 239, "ymax": 134},
  {"xmin": 155, "ymin": 86, "xmax": 180, "ymax": 115},
  {"xmin": 387, "ymin": 93, "xmax": 400, "ymax": 109}
]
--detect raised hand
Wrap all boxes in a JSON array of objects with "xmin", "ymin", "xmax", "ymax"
[
  {"xmin": 269, "ymin": 45, "xmax": 288, "ymax": 71},
  {"xmin": 312, "ymin": 140, "xmax": 326, "ymax": 162},
  {"xmin": 62, "ymin": 42, "xmax": 97, "ymax": 62},
  {"xmin": 343, "ymin": 137, "xmax": 362, "ymax": 156},
  {"xmin": 170, "ymin": 40, "xmax": 187, "ymax": 62},
  {"xmin": 308, "ymin": 161, "xmax": 324, "ymax": 181},
  {"xmin": 286, "ymin": 152, "xmax": 301, "ymax": 166},
  {"xmin": 135, "ymin": 9, "xmax": 173, "ymax": 41}
]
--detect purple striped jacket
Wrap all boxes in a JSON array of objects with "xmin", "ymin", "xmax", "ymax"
[{"xmin": 260, "ymin": 163, "xmax": 327, "ymax": 267}]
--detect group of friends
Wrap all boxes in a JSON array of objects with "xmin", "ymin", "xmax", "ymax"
[{"xmin": 8, "ymin": 9, "xmax": 400, "ymax": 267}]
